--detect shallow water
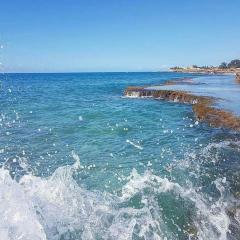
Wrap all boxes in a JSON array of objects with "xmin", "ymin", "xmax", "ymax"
[
  {"xmin": 146, "ymin": 74, "xmax": 240, "ymax": 115},
  {"xmin": 0, "ymin": 72, "xmax": 240, "ymax": 240}
]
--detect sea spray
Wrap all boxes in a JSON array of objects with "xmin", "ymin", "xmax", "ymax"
[
  {"xmin": 0, "ymin": 140, "xmax": 240, "ymax": 239},
  {"xmin": 1, "ymin": 72, "xmax": 240, "ymax": 239}
]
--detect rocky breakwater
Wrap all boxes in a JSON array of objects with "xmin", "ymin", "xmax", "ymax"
[
  {"xmin": 124, "ymin": 87, "xmax": 212, "ymax": 105},
  {"xmin": 124, "ymin": 85, "xmax": 240, "ymax": 131}
]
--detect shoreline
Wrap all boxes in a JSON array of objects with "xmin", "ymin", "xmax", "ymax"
[
  {"xmin": 124, "ymin": 76, "xmax": 240, "ymax": 131},
  {"xmin": 170, "ymin": 68, "xmax": 240, "ymax": 75}
]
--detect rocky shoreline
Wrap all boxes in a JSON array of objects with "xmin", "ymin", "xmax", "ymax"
[
  {"xmin": 124, "ymin": 78, "xmax": 240, "ymax": 131},
  {"xmin": 236, "ymin": 73, "xmax": 240, "ymax": 83},
  {"xmin": 170, "ymin": 59, "xmax": 240, "ymax": 75},
  {"xmin": 170, "ymin": 67, "xmax": 240, "ymax": 75}
]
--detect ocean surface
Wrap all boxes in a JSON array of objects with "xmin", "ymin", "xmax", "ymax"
[
  {"xmin": 0, "ymin": 72, "xmax": 240, "ymax": 240},
  {"xmin": 146, "ymin": 74, "xmax": 240, "ymax": 115}
]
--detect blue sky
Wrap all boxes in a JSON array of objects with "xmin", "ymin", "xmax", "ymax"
[{"xmin": 1, "ymin": 0, "xmax": 240, "ymax": 72}]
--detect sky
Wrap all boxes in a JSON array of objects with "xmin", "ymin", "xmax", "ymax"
[{"xmin": 0, "ymin": 0, "xmax": 240, "ymax": 73}]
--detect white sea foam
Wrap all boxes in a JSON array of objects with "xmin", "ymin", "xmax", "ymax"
[
  {"xmin": 0, "ymin": 155, "xmax": 170, "ymax": 239},
  {"xmin": 0, "ymin": 142, "xmax": 239, "ymax": 240},
  {"xmin": 0, "ymin": 169, "xmax": 47, "ymax": 240},
  {"xmin": 126, "ymin": 139, "xmax": 143, "ymax": 150},
  {"xmin": 122, "ymin": 169, "xmax": 235, "ymax": 240},
  {"xmin": 124, "ymin": 92, "xmax": 140, "ymax": 98}
]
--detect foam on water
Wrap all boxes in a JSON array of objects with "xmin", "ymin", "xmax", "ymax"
[
  {"xmin": 126, "ymin": 139, "xmax": 143, "ymax": 150},
  {"xmin": 0, "ymin": 156, "xmax": 169, "ymax": 240},
  {"xmin": 0, "ymin": 142, "xmax": 239, "ymax": 240},
  {"xmin": 1, "ymin": 72, "xmax": 240, "ymax": 239}
]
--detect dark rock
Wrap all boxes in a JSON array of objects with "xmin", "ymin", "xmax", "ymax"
[
  {"xmin": 124, "ymin": 87, "xmax": 240, "ymax": 131},
  {"xmin": 236, "ymin": 73, "xmax": 240, "ymax": 83}
]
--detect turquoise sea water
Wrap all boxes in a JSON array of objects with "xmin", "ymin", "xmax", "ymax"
[
  {"xmin": 147, "ymin": 74, "xmax": 240, "ymax": 115},
  {"xmin": 0, "ymin": 72, "xmax": 240, "ymax": 240}
]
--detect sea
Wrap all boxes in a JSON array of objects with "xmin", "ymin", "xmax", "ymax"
[{"xmin": 0, "ymin": 72, "xmax": 240, "ymax": 240}]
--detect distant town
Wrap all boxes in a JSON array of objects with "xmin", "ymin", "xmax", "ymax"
[{"xmin": 170, "ymin": 59, "xmax": 240, "ymax": 74}]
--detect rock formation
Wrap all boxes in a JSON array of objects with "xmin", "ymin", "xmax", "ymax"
[
  {"xmin": 124, "ymin": 86, "xmax": 240, "ymax": 131},
  {"xmin": 236, "ymin": 73, "xmax": 240, "ymax": 83}
]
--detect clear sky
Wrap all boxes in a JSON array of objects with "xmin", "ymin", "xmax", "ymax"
[{"xmin": 1, "ymin": 0, "xmax": 240, "ymax": 72}]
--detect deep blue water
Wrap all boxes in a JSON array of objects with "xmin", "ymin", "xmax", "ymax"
[{"xmin": 0, "ymin": 72, "xmax": 240, "ymax": 240}]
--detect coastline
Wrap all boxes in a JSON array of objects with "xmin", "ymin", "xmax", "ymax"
[
  {"xmin": 124, "ymin": 75, "xmax": 240, "ymax": 131},
  {"xmin": 170, "ymin": 67, "xmax": 240, "ymax": 75},
  {"xmin": 1, "ymin": 72, "xmax": 240, "ymax": 239}
]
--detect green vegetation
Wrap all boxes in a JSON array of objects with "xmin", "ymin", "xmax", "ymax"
[
  {"xmin": 219, "ymin": 59, "xmax": 240, "ymax": 69},
  {"xmin": 171, "ymin": 59, "xmax": 240, "ymax": 71},
  {"xmin": 219, "ymin": 62, "xmax": 228, "ymax": 69},
  {"xmin": 170, "ymin": 66, "xmax": 184, "ymax": 70},
  {"xmin": 227, "ymin": 59, "xmax": 240, "ymax": 68}
]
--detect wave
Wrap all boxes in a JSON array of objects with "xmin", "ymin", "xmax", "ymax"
[{"xmin": 0, "ymin": 142, "xmax": 240, "ymax": 240}]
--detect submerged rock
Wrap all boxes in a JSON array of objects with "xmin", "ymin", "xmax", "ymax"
[
  {"xmin": 124, "ymin": 86, "xmax": 240, "ymax": 131},
  {"xmin": 193, "ymin": 104, "xmax": 240, "ymax": 131},
  {"xmin": 236, "ymin": 73, "xmax": 240, "ymax": 83},
  {"xmin": 124, "ymin": 87, "xmax": 212, "ymax": 105}
]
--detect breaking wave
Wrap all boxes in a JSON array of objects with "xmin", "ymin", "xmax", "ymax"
[{"xmin": 0, "ymin": 141, "xmax": 240, "ymax": 240}]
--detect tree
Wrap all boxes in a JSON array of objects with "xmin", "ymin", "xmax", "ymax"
[
  {"xmin": 228, "ymin": 59, "xmax": 240, "ymax": 68},
  {"xmin": 201, "ymin": 66, "xmax": 210, "ymax": 69},
  {"xmin": 219, "ymin": 62, "xmax": 228, "ymax": 69},
  {"xmin": 170, "ymin": 66, "xmax": 183, "ymax": 70}
]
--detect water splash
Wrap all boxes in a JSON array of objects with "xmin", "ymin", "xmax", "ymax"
[{"xmin": 0, "ymin": 140, "xmax": 239, "ymax": 240}]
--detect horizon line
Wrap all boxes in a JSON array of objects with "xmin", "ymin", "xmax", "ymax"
[{"xmin": 1, "ymin": 70, "xmax": 172, "ymax": 74}]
